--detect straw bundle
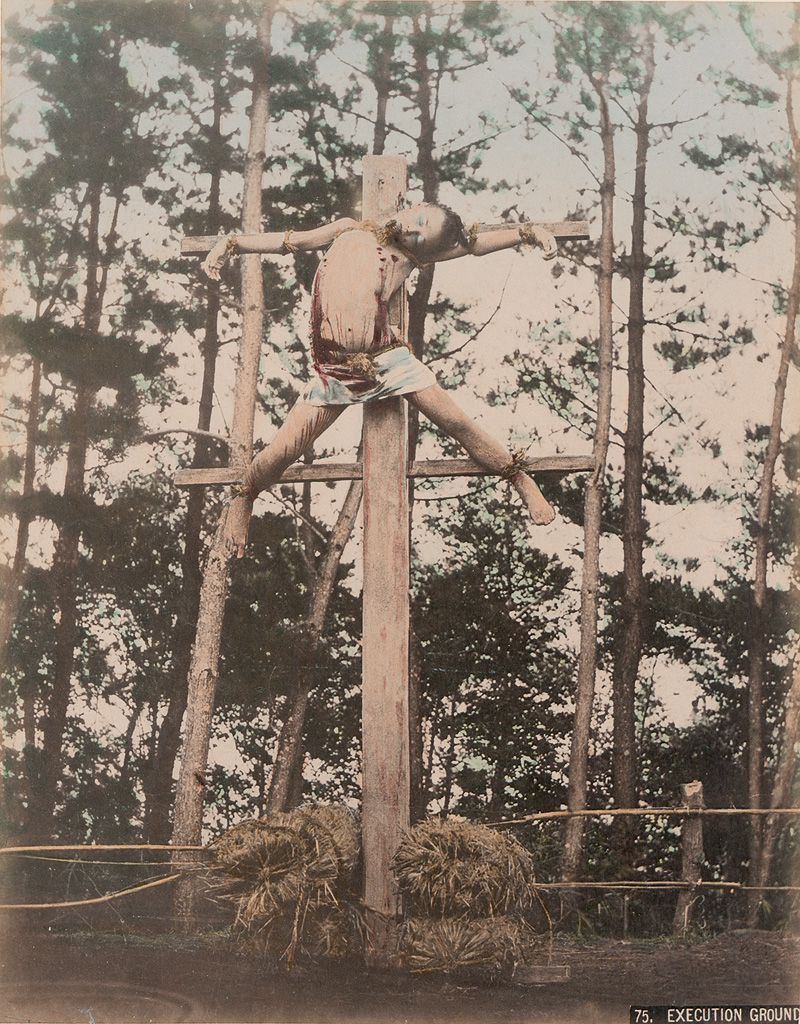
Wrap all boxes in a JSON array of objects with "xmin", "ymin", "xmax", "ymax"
[
  {"xmin": 242, "ymin": 904, "xmax": 362, "ymax": 960},
  {"xmin": 393, "ymin": 817, "xmax": 535, "ymax": 917},
  {"xmin": 208, "ymin": 803, "xmax": 360, "ymax": 962},
  {"xmin": 401, "ymin": 916, "xmax": 534, "ymax": 979},
  {"xmin": 393, "ymin": 818, "xmax": 540, "ymax": 978}
]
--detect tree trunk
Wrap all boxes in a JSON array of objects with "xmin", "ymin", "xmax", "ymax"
[
  {"xmin": 441, "ymin": 699, "xmax": 456, "ymax": 817},
  {"xmin": 143, "ymin": 86, "xmax": 225, "ymax": 844},
  {"xmin": 748, "ymin": 654, "xmax": 800, "ymax": 923},
  {"xmin": 0, "ymin": 190, "xmax": 91, "ymax": 689},
  {"xmin": 422, "ymin": 699, "xmax": 443, "ymax": 804},
  {"xmin": 561, "ymin": 74, "xmax": 616, "ymax": 883},
  {"xmin": 371, "ymin": 14, "xmax": 394, "ymax": 156},
  {"xmin": 172, "ymin": 0, "xmax": 276, "ymax": 870},
  {"xmin": 672, "ymin": 780, "xmax": 705, "ymax": 935},
  {"xmin": 409, "ymin": 632, "xmax": 426, "ymax": 822},
  {"xmin": 487, "ymin": 757, "xmax": 506, "ymax": 819},
  {"xmin": 260, "ymin": 8, "xmax": 402, "ymax": 816},
  {"xmin": 0, "ymin": 357, "xmax": 41, "ymax": 682},
  {"xmin": 746, "ymin": 70, "xmax": 800, "ymax": 914},
  {"xmin": 612, "ymin": 32, "xmax": 654, "ymax": 876},
  {"xmin": 30, "ymin": 179, "xmax": 107, "ymax": 840},
  {"xmin": 405, "ymin": 14, "xmax": 439, "ymax": 822},
  {"xmin": 265, "ymin": 476, "xmax": 363, "ymax": 812},
  {"xmin": 410, "ymin": 10, "xmax": 437, "ymax": 199}
]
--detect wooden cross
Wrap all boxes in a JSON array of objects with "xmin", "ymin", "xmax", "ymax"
[{"xmin": 179, "ymin": 156, "xmax": 591, "ymax": 961}]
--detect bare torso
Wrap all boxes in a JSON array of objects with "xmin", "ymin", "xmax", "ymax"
[{"xmin": 314, "ymin": 230, "xmax": 414, "ymax": 352}]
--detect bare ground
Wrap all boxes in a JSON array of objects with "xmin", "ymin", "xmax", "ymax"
[{"xmin": 0, "ymin": 928, "xmax": 798, "ymax": 1024}]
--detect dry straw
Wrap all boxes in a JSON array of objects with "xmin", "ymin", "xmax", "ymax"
[
  {"xmin": 207, "ymin": 803, "xmax": 360, "ymax": 963},
  {"xmin": 394, "ymin": 817, "xmax": 540, "ymax": 978},
  {"xmin": 393, "ymin": 817, "xmax": 536, "ymax": 917},
  {"xmin": 400, "ymin": 915, "xmax": 535, "ymax": 979}
]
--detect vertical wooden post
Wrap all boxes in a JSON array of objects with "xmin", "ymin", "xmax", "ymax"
[
  {"xmin": 673, "ymin": 780, "xmax": 704, "ymax": 935},
  {"xmin": 361, "ymin": 155, "xmax": 410, "ymax": 962}
]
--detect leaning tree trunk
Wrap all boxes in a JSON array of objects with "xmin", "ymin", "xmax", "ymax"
[
  {"xmin": 172, "ymin": 0, "xmax": 277, "ymax": 871},
  {"xmin": 746, "ymin": 71, "xmax": 800, "ymax": 920},
  {"xmin": 264, "ymin": 7, "xmax": 399, "ymax": 813},
  {"xmin": 611, "ymin": 31, "xmax": 654, "ymax": 876},
  {"xmin": 143, "ymin": 86, "xmax": 226, "ymax": 844},
  {"xmin": 561, "ymin": 73, "xmax": 616, "ymax": 884},
  {"xmin": 265, "ymin": 477, "xmax": 363, "ymax": 812}
]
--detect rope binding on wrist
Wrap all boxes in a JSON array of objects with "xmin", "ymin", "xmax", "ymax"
[
  {"xmin": 225, "ymin": 233, "xmax": 239, "ymax": 256},
  {"xmin": 281, "ymin": 230, "xmax": 298, "ymax": 254},
  {"xmin": 518, "ymin": 223, "xmax": 539, "ymax": 248}
]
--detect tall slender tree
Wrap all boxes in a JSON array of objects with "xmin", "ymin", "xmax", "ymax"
[
  {"xmin": 134, "ymin": 0, "xmax": 253, "ymax": 843},
  {"xmin": 172, "ymin": 0, "xmax": 278, "ymax": 859},
  {"xmin": 738, "ymin": 5, "xmax": 800, "ymax": 917},
  {"xmin": 561, "ymin": 49, "xmax": 616, "ymax": 884},
  {"xmin": 612, "ymin": 22, "xmax": 656, "ymax": 872}
]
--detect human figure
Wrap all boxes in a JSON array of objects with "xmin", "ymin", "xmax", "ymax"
[{"xmin": 203, "ymin": 203, "xmax": 558, "ymax": 558}]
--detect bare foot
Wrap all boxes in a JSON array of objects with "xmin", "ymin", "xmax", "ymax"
[
  {"xmin": 513, "ymin": 474, "xmax": 556, "ymax": 526},
  {"xmin": 224, "ymin": 495, "xmax": 254, "ymax": 558}
]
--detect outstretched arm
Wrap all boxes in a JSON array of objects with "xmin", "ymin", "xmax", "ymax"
[
  {"xmin": 203, "ymin": 217, "xmax": 358, "ymax": 279},
  {"xmin": 432, "ymin": 222, "xmax": 558, "ymax": 264}
]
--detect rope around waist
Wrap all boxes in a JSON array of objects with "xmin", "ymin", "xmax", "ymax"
[{"xmin": 321, "ymin": 340, "xmax": 412, "ymax": 381}]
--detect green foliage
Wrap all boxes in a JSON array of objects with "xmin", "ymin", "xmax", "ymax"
[
  {"xmin": 413, "ymin": 489, "xmax": 575, "ymax": 818},
  {"xmin": 2, "ymin": 314, "xmax": 174, "ymax": 394}
]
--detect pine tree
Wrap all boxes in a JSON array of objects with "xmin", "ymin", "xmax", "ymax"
[{"xmin": 2, "ymin": 1, "xmax": 174, "ymax": 839}]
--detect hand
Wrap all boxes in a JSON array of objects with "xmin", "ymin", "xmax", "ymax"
[
  {"xmin": 531, "ymin": 226, "xmax": 558, "ymax": 261},
  {"xmin": 203, "ymin": 238, "xmax": 231, "ymax": 280},
  {"xmin": 224, "ymin": 495, "xmax": 253, "ymax": 559},
  {"xmin": 519, "ymin": 223, "xmax": 558, "ymax": 261}
]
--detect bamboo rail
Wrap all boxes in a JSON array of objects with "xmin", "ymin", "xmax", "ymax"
[
  {"xmin": 0, "ymin": 872, "xmax": 184, "ymax": 910},
  {"xmin": 491, "ymin": 806, "xmax": 800, "ymax": 826}
]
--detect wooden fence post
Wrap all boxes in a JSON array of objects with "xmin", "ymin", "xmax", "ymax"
[{"xmin": 673, "ymin": 780, "xmax": 704, "ymax": 935}]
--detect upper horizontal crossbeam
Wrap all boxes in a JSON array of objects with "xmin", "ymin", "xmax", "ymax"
[{"xmin": 179, "ymin": 220, "xmax": 590, "ymax": 255}]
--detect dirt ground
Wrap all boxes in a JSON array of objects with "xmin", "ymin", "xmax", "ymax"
[{"xmin": 1, "ymin": 928, "xmax": 798, "ymax": 1024}]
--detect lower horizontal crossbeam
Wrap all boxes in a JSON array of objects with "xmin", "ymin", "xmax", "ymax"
[{"xmin": 174, "ymin": 455, "xmax": 596, "ymax": 488}]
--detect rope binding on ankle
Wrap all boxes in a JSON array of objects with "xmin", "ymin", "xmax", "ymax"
[
  {"xmin": 231, "ymin": 482, "xmax": 258, "ymax": 501},
  {"xmin": 500, "ymin": 449, "xmax": 529, "ymax": 481}
]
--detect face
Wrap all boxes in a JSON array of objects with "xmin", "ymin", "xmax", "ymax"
[{"xmin": 392, "ymin": 205, "xmax": 450, "ymax": 255}]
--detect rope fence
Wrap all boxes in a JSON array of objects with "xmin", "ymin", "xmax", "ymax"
[
  {"xmin": 0, "ymin": 844, "xmax": 204, "ymax": 854},
  {"xmin": 1, "ymin": 807, "xmax": 797, "ymax": 912}
]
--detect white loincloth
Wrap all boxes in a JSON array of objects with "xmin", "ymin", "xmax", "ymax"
[{"xmin": 300, "ymin": 345, "xmax": 437, "ymax": 406}]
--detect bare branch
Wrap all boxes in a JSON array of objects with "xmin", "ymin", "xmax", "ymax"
[
  {"xmin": 137, "ymin": 428, "xmax": 230, "ymax": 450},
  {"xmin": 504, "ymin": 83, "xmax": 602, "ymax": 188},
  {"xmin": 428, "ymin": 273, "xmax": 511, "ymax": 363}
]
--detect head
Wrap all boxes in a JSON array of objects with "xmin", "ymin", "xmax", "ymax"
[{"xmin": 392, "ymin": 202, "xmax": 468, "ymax": 256}]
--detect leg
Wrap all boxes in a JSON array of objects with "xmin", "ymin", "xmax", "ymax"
[
  {"xmin": 406, "ymin": 384, "xmax": 555, "ymax": 525},
  {"xmin": 225, "ymin": 400, "xmax": 346, "ymax": 558}
]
